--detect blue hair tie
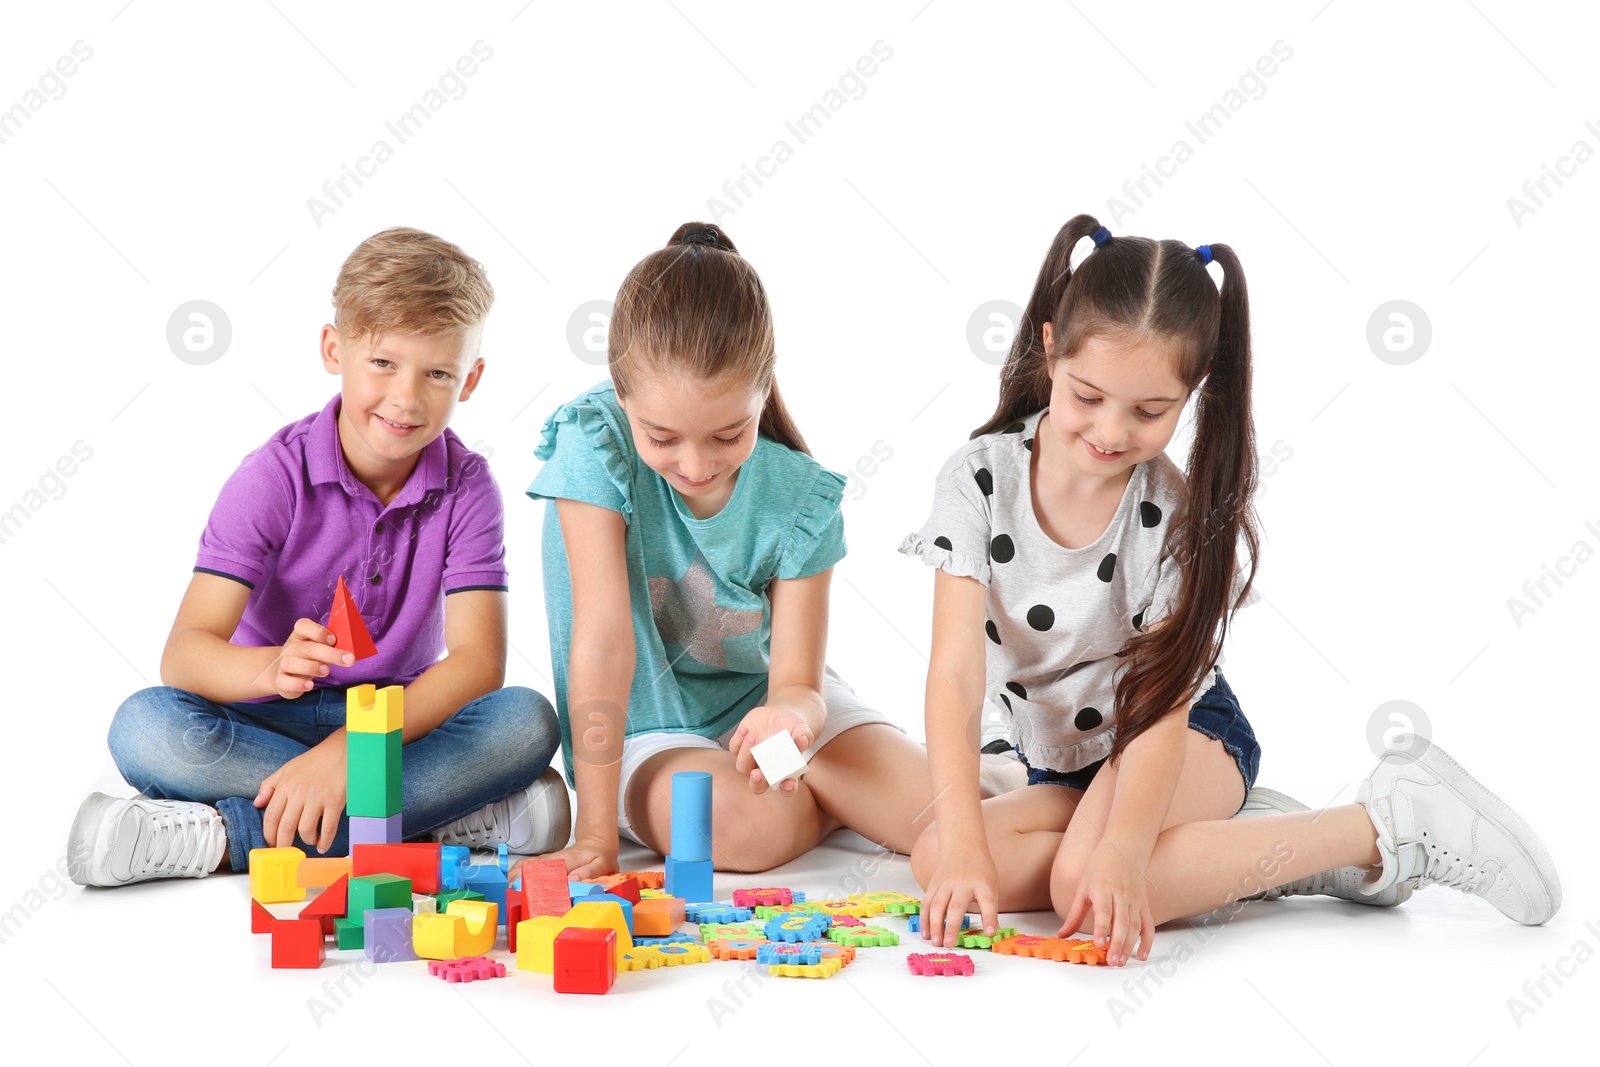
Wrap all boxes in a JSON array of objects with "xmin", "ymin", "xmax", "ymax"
[
  {"xmin": 1092, "ymin": 226, "xmax": 1112, "ymax": 248},
  {"xmin": 1195, "ymin": 244, "xmax": 1213, "ymax": 265}
]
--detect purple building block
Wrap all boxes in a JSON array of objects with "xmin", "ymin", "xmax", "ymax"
[
  {"xmin": 364, "ymin": 908, "xmax": 417, "ymax": 963},
  {"xmin": 350, "ymin": 814, "xmax": 402, "ymax": 846}
]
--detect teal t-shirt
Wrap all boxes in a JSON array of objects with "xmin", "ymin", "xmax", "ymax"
[{"xmin": 528, "ymin": 382, "xmax": 847, "ymax": 777}]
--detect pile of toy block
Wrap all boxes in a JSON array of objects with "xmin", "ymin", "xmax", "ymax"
[{"xmin": 248, "ymin": 681, "xmax": 1108, "ymax": 988}]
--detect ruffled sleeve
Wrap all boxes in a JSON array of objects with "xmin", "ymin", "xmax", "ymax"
[
  {"xmin": 898, "ymin": 443, "xmax": 994, "ymax": 585},
  {"xmin": 527, "ymin": 387, "xmax": 635, "ymax": 521},
  {"xmin": 777, "ymin": 468, "xmax": 847, "ymax": 579}
]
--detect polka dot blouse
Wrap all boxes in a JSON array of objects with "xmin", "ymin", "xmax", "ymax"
[{"xmin": 900, "ymin": 409, "xmax": 1256, "ymax": 774}]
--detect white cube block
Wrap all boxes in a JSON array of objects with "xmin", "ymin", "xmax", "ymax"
[
  {"xmin": 751, "ymin": 730, "xmax": 809, "ymax": 785},
  {"xmin": 412, "ymin": 894, "xmax": 437, "ymax": 915}
]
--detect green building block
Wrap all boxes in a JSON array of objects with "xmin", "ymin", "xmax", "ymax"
[
  {"xmin": 433, "ymin": 888, "xmax": 486, "ymax": 910},
  {"xmin": 347, "ymin": 729, "xmax": 402, "ymax": 817},
  {"xmin": 334, "ymin": 916, "xmax": 364, "ymax": 950},
  {"xmin": 348, "ymin": 874, "xmax": 412, "ymax": 924}
]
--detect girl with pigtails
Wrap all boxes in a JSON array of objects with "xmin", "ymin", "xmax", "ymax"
[{"xmin": 904, "ymin": 215, "xmax": 1561, "ymax": 967}]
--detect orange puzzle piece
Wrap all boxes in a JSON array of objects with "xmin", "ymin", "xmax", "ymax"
[
  {"xmin": 992, "ymin": 933, "xmax": 1108, "ymax": 965},
  {"xmin": 326, "ymin": 576, "xmax": 377, "ymax": 661}
]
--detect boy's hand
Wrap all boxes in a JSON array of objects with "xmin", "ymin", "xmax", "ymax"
[
  {"xmin": 255, "ymin": 732, "xmax": 349, "ymax": 852},
  {"xmin": 535, "ymin": 834, "xmax": 619, "ymax": 882},
  {"xmin": 270, "ymin": 618, "xmax": 355, "ymax": 700},
  {"xmin": 729, "ymin": 706, "xmax": 813, "ymax": 796}
]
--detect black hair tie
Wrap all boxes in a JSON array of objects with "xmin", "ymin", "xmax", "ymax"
[{"xmin": 682, "ymin": 228, "xmax": 720, "ymax": 247}]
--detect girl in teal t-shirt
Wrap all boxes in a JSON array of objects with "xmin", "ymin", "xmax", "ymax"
[{"xmin": 527, "ymin": 222, "xmax": 973, "ymax": 879}]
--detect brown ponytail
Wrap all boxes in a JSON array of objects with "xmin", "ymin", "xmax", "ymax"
[{"xmin": 609, "ymin": 222, "xmax": 810, "ymax": 455}]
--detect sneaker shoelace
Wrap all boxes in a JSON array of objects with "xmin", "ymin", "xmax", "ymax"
[
  {"xmin": 1406, "ymin": 827, "xmax": 1489, "ymax": 894},
  {"xmin": 441, "ymin": 800, "xmax": 508, "ymax": 848},
  {"xmin": 139, "ymin": 807, "xmax": 222, "ymax": 878}
]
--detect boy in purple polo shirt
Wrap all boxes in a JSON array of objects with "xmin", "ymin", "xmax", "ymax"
[{"xmin": 67, "ymin": 227, "xmax": 569, "ymax": 887}]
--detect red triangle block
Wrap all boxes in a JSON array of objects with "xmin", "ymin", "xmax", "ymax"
[
  {"xmin": 251, "ymin": 898, "xmax": 274, "ymax": 934},
  {"xmin": 301, "ymin": 875, "xmax": 348, "ymax": 921},
  {"xmin": 326, "ymin": 576, "xmax": 377, "ymax": 661}
]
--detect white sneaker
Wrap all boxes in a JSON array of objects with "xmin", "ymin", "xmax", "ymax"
[
  {"xmin": 1357, "ymin": 734, "xmax": 1561, "ymax": 925},
  {"xmin": 67, "ymin": 793, "xmax": 227, "ymax": 887},
  {"xmin": 1234, "ymin": 786, "xmax": 1412, "ymax": 907},
  {"xmin": 433, "ymin": 767, "xmax": 572, "ymax": 855}
]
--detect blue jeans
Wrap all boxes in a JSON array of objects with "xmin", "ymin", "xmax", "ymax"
[
  {"xmin": 108, "ymin": 685, "xmax": 561, "ymax": 872},
  {"xmin": 1018, "ymin": 671, "xmax": 1261, "ymax": 809}
]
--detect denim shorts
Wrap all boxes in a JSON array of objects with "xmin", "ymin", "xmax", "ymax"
[{"xmin": 1017, "ymin": 670, "xmax": 1260, "ymax": 803}]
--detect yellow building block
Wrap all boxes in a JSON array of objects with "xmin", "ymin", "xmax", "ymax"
[
  {"xmin": 562, "ymin": 900, "xmax": 633, "ymax": 964},
  {"xmin": 346, "ymin": 684, "xmax": 404, "ymax": 734},
  {"xmin": 249, "ymin": 847, "xmax": 306, "ymax": 904},
  {"xmin": 514, "ymin": 915, "xmax": 569, "ymax": 974},
  {"xmin": 413, "ymin": 899, "xmax": 498, "ymax": 960}
]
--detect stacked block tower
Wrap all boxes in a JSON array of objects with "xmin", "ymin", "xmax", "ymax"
[
  {"xmin": 663, "ymin": 770, "xmax": 713, "ymax": 903},
  {"xmin": 347, "ymin": 683, "xmax": 403, "ymax": 845}
]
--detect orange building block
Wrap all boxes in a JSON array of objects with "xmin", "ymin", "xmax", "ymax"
[
  {"xmin": 632, "ymin": 896, "xmax": 687, "ymax": 937},
  {"xmin": 297, "ymin": 856, "xmax": 352, "ymax": 888}
]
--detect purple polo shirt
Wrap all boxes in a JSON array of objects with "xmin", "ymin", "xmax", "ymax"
[{"xmin": 194, "ymin": 393, "xmax": 508, "ymax": 691}]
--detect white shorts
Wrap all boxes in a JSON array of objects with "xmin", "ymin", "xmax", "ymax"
[{"xmin": 615, "ymin": 667, "xmax": 902, "ymax": 846}]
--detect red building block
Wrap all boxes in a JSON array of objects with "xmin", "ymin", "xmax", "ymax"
[
  {"xmin": 326, "ymin": 575, "xmax": 378, "ymax": 661},
  {"xmin": 506, "ymin": 896, "xmax": 525, "ymax": 951},
  {"xmin": 251, "ymin": 899, "xmax": 274, "ymax": 934},
  {"xmin": 271, "ymin": 918, "xmax": 325, "ymax": 969},
  {"xmin": 608, "ymin": 877, "xmax": 641, "ymax": 905},
  {"xmin": 353, "ymin": 844, "xmax": 440, "ymax": 894},
  {"xmin": 553, "ymin": 927, "xmax": 616, "ymax": 994},
  {"xmin": 299, "ymin": 874, "xmax": 349, "ymax": 936},
  {"xmin": 521, "ymin": 858, "xmax": 570, "ymax": 919}
]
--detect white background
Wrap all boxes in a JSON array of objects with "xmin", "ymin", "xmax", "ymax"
[{"xmin": 2, "ymin": 2, "xmax": 1595, "ymax": 1063}]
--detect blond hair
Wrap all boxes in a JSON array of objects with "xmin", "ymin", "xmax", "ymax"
[{"xmin": 331, "ymin": 227, "xmax": 494, "ymax": 342}]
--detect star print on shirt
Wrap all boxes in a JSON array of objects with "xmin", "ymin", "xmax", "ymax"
[{"xmin": 647, "ymin": 553, "xmax": 762, "ymax": 669}]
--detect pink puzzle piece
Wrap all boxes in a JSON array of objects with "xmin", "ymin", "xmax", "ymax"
[
  {"xmin": 907, "ymin": 952, "xmax": 976, "ymax": 976},
  {"xmin": 732, "ymin": 887, "xmax": 794, "ymax": 908},
  {"xmin": 427, "ymin": 956, "xmax": 507, "ymax": 983}
]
